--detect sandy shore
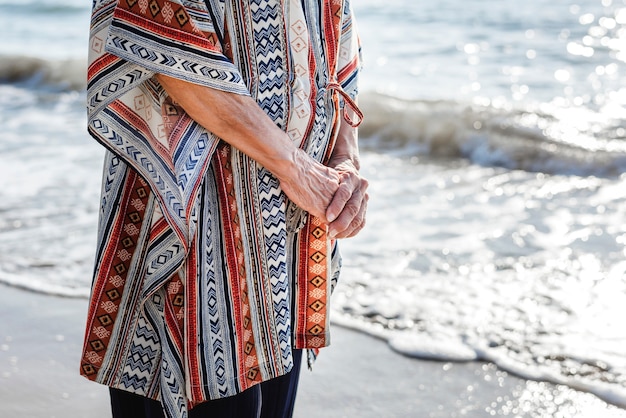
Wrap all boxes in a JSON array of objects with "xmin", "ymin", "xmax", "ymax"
[{"xmin": 1, "ymin": 284, "xmax": 625, "ymax": 418}]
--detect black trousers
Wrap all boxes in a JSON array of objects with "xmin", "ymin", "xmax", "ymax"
[{"xmin": 110, "ymin": 349, "xmax": 303, "ymax": 418}]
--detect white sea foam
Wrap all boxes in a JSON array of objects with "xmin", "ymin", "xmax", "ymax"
[
  {"xmin": 2, "ymin": 0, "xmax": 626, "ymax": 411},
  {"xmin": 2, "ymin": 80, "xmax": 625, "ymax": 410},
  {"xmin": 388, "ymin": 334, "xmax": 478, "ymax": 362},
  {"xmin": 0, "ymin": 83, "xmax": 102, "ymax": 297},
  {"xmin": 0, "ymin": 271, "xmax": 90, "ymax": 298},
  {"xmin": 330, "ymin": 152, "xmax": 626, "ymax": 409}
]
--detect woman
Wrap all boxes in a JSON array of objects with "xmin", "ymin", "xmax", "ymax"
[{"xmin": 80, "ymin": 0, "xmax": 367, "ymax": 416}]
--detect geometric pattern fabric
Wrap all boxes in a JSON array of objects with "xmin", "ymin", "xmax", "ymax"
[{"xmin": 81, "ymin": 1, "xmax": 361, "ymax": 417}]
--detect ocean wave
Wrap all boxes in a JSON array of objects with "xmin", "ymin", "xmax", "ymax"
[
  {"xmin": 333, "ymin": 312, "xmax": 626, "ymax": 410},
  {"xmin": 3, "ymin": 56, "xmax": 626, "ymax": 177},
  {"xmin": 0, "ymin": 1, "xmax": 87, "ymax": 14},
  {"xmin": 0, "ymin": 271, "xmax": 90, "ymax": 299},
  {"xmin": 359, "ymin": 92, "xmax": 626, "ymax": 177},
  {"xmin": 0, "ymin": 55, "xmax": 86, "ymax": 91}
]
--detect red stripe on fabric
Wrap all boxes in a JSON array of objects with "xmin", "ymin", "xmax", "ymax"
[
  {"xmin": 295, "ymin": 222, "xmax": 310, "ymax": 348},
  {"xmin": 88, "ymin": 54, "xmax": 119, "ymax": 81},
  {"xmin": 337, "ymin": 56, "xmax": 359, "ymax": 84},
  {"xmin": 214, "ymin": 144, "xmax": 244, "ymax": 377},
  {"xmin": 214, "ymin": 144, "xmax": 263, "ymax": 388},
  {"xmin": 107, "ymin": 101, "xmax": 190, "ymax": 249},
  {"xmin": 164, "ymin": 273, "xmax": 185, "ymax": 354},
  {"xmin": 184, "ymin": 238, "xmax": 203, "ymax": 402},
  {"xmin": 322, "ymin": 0, "xmax": 342, "ymax": 76},
  {"xmin": 80, "ymin": 171, "xmax": 135, "ymax": 370},
  {"xmin": 296, "ymin": 216, "xmax": 329, "ymax": 349},
  {"xmin": 149, "ymin": 217, "xmax": 169, "ymax": 239},
  {"xmin": 109, "ymin": 101, "xmax": 172, "ymax": 169},
  {"xmin": 80, "ymin": 172, "xmax": 150, "ymax": 379},
  {"xmin": 111, "ymin": 100, "xmax": 217, "ymax": 226},
  {"xmin": 112, "ymin": 7, "xmax": 223, "ymax": 54}
]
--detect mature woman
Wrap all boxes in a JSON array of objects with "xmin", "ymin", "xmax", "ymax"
[{"xmin": 80, "ymin": 1, "xmax": 367, "ymax": 417}]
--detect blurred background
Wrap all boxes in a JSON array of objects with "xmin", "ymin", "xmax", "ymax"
[{"xmin": 2, "ymin": 0, "xmax": 626, "ymax": 415}]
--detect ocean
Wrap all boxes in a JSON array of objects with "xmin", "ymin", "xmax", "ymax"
[{"xmin": 2, "ymin": 0, "xmax": 626, "ymax": 413}]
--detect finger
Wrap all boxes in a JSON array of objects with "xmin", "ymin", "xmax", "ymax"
[
  {"xmin": 328, "ymin": 171, "xmax": 367, "ymax": 223},
  {"xmin": 328, "ymin": 175, "xmax": 368, "ymax": 235},
  {"xmin": 328, "ymin": 188, "xmax": 366, "ymax": 238},
  {"xmin": 280, "ymin": 161, "xmax": 340, "ymax": 222},
  {"xmin": 344, "ymin": 196, "xmax": 368, "ymax": 238},
  {"xmin": 332, "ymin": 193, "xmax": 368, "ymax": 239},
  {"xmin": 326, "ymin": 179, "xmax": 355, "ymax": 223},
  {"xmin": 312, "ymin": 176, "xmax": 341, "ymax": 222}
]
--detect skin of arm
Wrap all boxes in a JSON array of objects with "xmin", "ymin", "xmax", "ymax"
[{"xmin": 155, "ymin": 73, "xmax": 367, "ymax": 237}]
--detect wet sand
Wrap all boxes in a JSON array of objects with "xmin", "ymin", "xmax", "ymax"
[{"xmin": 1, "ymin": 284, "xmax": 624, "ymax": 418}]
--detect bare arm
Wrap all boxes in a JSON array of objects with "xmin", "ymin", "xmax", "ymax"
[{"xmin": 155, "ymin": 74, "xmax": 340, "ymax": 223}]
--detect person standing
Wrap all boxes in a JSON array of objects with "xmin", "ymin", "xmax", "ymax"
[{"xmin": 80, "ymin": 0, "xmax": 367, "ymax": 417}]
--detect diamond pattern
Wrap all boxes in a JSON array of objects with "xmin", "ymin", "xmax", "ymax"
[
  {"xmin": 83, "ymin": 0, "xmax": 354, "ymax": 414},
  {"xmin": 148, "ymin": 0, "xmax": 160, "ymax": 17}
]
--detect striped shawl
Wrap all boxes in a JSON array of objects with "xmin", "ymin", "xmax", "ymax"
[{"xmin": 80, "ymin": 0, "xmax": 360, "ymax": 416}]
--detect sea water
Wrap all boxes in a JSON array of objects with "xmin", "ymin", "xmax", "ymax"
[{"xmin": 2, "ymin": 0, "xmax": 626, "ymax": 413}]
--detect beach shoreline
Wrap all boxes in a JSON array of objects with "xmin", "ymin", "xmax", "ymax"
[{"xmin": 2, "ymin": 284, "xmax": 626, "ymax": 417}]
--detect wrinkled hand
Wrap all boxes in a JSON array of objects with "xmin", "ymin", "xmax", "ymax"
[
  {"xmin": 278, "ymin": 149, "xmax": 341, "ymax": 223},
  {"xmin": 325, "ymin": 161, "xmax": 369, "ymax": 239}
]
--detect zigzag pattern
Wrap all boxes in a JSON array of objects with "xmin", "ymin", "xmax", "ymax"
[
  {"xmin": 120, "ymin": 313, "xmax": 161, "ymax": 393},
  {"xmin": 88, "ymin": 67, "xmax": 148, "ymax": 112},
  {"xmin": 119, "ymin": 373, "xmax": 150, "ymax": 392},
  {"xmin": 249, "ymin": 0, "xmax": 285, "ymax": 126},
  {"xmin": 90, "ymin": 115, "xmax": 189, "ymax": 240},
  {"xmin": 271, "ymin": 284, "xmax": 292, "ymax": 367},
  {"xmin": 257, "ymin": 171, "xmax": 287, "ymax": 276},
  {"xmin": 106, "ymin": 29, "xmax": 247, "ymax": 93},
  {"xmin": 256, "ymin": 166, "xmax": 292, "ymax": 363},
  {"xmin": 126, "ymin": 344, "xmax": 159, "ymax": 375},
  {"xmin": 82, "ymin": 0, "xmax": 358, "ymax": 413},
  {"xmin": 199, "ymin": 177, "xmax": 235, "ymax": 398},
  {"xmin": 239, "ymin": 0, "xmax": 293, "ymax": 371}
]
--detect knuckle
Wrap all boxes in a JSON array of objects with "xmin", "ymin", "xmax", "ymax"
[
  {"xmin": 336, "ymin": 184, "xmax": 351, "ymax": 199},
  {"xmin": 345, "ymin": 204, "xmax": 359, "ymax": 218}
]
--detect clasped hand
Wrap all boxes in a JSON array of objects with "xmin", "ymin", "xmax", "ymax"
[
  {"xmin": 279, "ymin": 150, "xmax": 368, "ymax": 239},
  {"xmin": 325, "ymin": 161, "xmax": 368, "ymax": 239}
]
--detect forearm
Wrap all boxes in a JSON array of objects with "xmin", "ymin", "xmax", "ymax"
[
  {"xmin": 155, "ymin": 73, "xmax": 341, "ymax": 223},
  {"xmin": 156, "ymin": 74, "xmax": 297, "ymax": 181},
  {"xmin": 329, "ymin": 108, "xmax": 361, "ymax": 172}
]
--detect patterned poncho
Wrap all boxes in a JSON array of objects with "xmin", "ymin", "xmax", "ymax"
[{"xmin": 80, "ymin": 0, "xmax": 360, "ymax": 416}]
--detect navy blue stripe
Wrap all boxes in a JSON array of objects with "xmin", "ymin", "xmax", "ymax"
[
  {"xmin": 111, "ymin": 19, "xmax": 232, "ymax": 64},
  {"xmin": 87, "ymin": 59, "xmax": 127, "ymax": 90},
  {"xmin": 101, "ymin": 108, "xmax": 178, "ymax": 185}
]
